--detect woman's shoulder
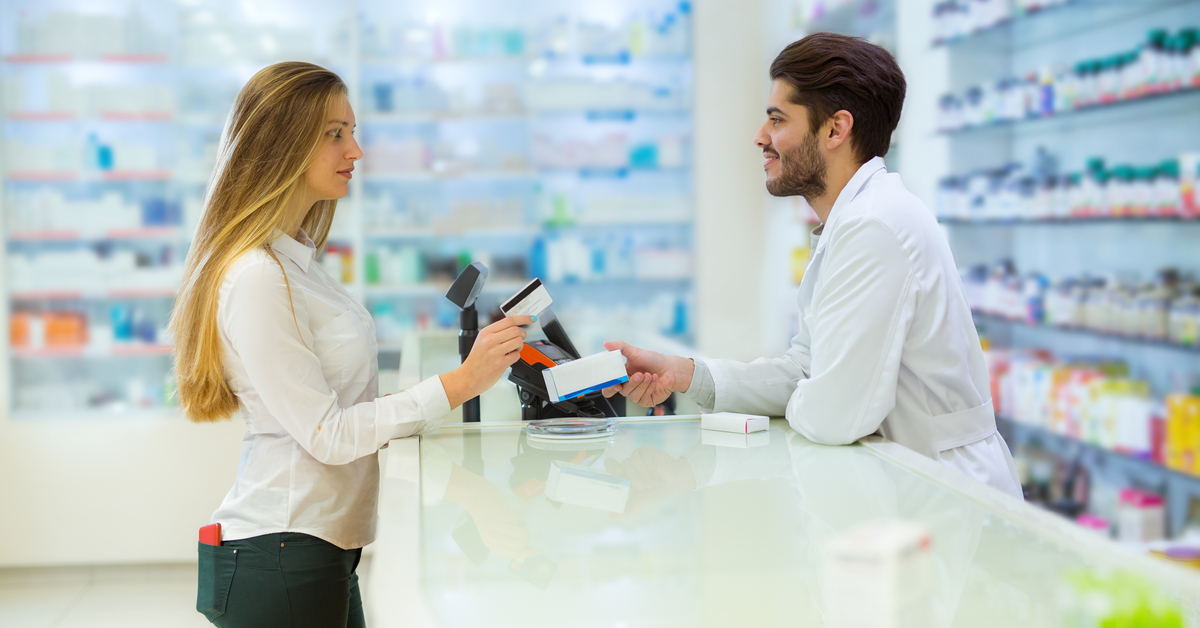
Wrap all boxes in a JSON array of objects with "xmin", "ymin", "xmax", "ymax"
[{"xmin": 220, "ymin": 248, "xmax": 294, "ymax": 303}]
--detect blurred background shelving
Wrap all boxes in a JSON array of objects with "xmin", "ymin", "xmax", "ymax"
[
  {"xmin": 1, "ymin": 0, "xmax": 698, "ymax": 419},
  {"xmin": 915, "ymin": 0, "xmax": 1200, "ymax": 542}
]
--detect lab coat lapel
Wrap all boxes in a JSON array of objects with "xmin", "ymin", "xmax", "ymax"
[
  {"xmin": 812, "ymin": 156, "xmax": 887, "ymax": 257},
  {"xmin": 798, "ymin": 157, "xmax": 887, "ymax": 310}
]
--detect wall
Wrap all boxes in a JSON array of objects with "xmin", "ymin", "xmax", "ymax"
[{"xmin": 692, "ymin": 0, "xmax": 770, "ymax": 362}]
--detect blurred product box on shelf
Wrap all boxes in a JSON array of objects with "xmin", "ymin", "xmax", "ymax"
[
  {"xmin": 987, "ymin": 347, "xmax": 1200, "ymax": 478},
  {"xmin": 178, "ymin": 8, "xmax": 320, "ymax": 65},
  {"xmin": 10, "ymin": 8, "xmax": 169, "ymax": 58},
  {"xmin": 1166, "ymin": 394, "xmax": 1200, "ymax": 475},
  {"xmin": 359, "ymin": 6, "xmax": 691, "ymax": 61},
  {"xmin": 4, "ymin": 138, "xmax": 164, "ymax": 174},
  {"xmin": 10, "ymin": 306, "xmax": 165, "ymax": 351},
  {"xmin": 2, "ymin": 71, "xmax": 173, "ymax": 117},
  {"xmin": 930, "ymin": 0, "xmax": 1074, "ymax": 45},
  {"xmin": 937, "ymin": 151, "xmax": 1200, "ymax": 221},
  {"xmin": 936, "ymin": 27, "xmax": 1200, "ymax": 132},
  {"xmin": 964, "ymin": 261, "xmax": 1200, "ymax": 345},
  {"xmin": 526, "ymin": 80, "xmax": 687, "ymax": 113},
  {"xmin": 6, "ymin": 248, "xmax": 184, "ymax": 294},
  {"xmin": 320, "ymin": 244, "xmax": 355, "ymax": 285},
  {"xmin": 6, "ymin": 189, "xmax": 181, "ymax": 234},
  {"xmin": 1116, "ymin": 488, "xmax": 1166, "ymax": 543}
]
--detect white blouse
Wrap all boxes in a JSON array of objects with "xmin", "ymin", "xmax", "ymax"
[{"xmin": 210, "ymin": 229, "xmax": 451, "ymax": 549}]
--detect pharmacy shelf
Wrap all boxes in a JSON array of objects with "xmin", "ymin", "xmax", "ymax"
[
  {"xmin": 972, "ymin": 311, "xmax": 1200, "ymax": 354},
  {"xmin": 361, "ymin": 170, "xmax": 538, "ymax": 182},
  {"xmin": 363, "ymin": 282, "xmax": 530, "ymax": 298},
  {"xmin": 9, "ymin": 227, "xmax": 183, "ymax": 243},
  {"xmin": 941, "ymin": 83, "xmax": 1200, "ymax": 136},
  {"xmin": 997, "ymin": 415, "xmax": 1197, "ymax": 484},
  {"xmin": 6, "ymin": 111, "xmax": 173, "ymax": 122},
  {"xmin": 11, "ymin": 344, "xmax": 174, "ymax": 359},
  {"xmin": 6, "ymin": 170, "xmax": 173, "ymax": 182},
  {"xmin": 933, "ymin": 0, "xmax": 1188, "ymax": 50},
  {"xmin": 9, "ymin": 407, "xmax": 180, "ymax": 421},
  {"xmin": 362, "ymin": 109, "xmax": 692, "ymax": 124},
  {"xmin": 364, "ymin": 227, "xmax": 540, "ymax": 240},
  {"xmin": 932, "ymin": 0, "xmax": 1083, "ymax": 47},
  {"xmin": 10, "ymin": 288, "xmax": 177, "ymax": 301},
  {"xmin": 2, "ymin": 54, "xmax": 170, "ymax": 64},
  {"xmin": 364, "ymin": 220, "xmax": 691, "ymax": 239},
  {"xmin": 940, "ymin": 216, "xmax": 1200, "ymax": 226}
]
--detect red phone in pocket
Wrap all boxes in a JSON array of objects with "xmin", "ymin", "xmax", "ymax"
[{"xmin": 199, "ymin": 523, "xmax": 222, "ymax": 546}]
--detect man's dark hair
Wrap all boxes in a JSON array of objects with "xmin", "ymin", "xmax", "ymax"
[{"xmin": 769, "ymin": 32, "xmax": 906, "ymax": 164}]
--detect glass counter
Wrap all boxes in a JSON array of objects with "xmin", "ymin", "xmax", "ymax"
[{"xmin": 370, "ymin": 416, "xmax": 1200, "ymax": 627}]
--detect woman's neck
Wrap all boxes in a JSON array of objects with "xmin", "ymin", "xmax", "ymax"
[{"xmin": 280, "ymin": 189, "xmax": 315, "ymax": 240}]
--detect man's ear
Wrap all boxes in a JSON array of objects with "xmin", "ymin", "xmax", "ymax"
[{"xmin": 825, "ymin": 110, "xmax": 854, "ymax": 151}]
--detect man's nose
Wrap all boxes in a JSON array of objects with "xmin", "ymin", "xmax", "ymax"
[{"xmin": 753, "ymin": 124, "xmax": 770, "ymax": 148}]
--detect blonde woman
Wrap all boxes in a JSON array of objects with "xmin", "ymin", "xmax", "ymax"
[{"xmin": 172, "ymin": 62, "xmax": 532, "ymax": 628}]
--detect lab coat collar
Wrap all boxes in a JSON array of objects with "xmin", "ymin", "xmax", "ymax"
[
  {"xmin": 814, "ymin": 156, "xmax": 887, "ymax": 255},
  {"xmin": 269, "ymin": 228, "xmax": 316, "ymax": 272}
]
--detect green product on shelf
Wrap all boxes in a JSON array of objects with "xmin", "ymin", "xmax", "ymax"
[
  {"xmin": 1086, "ymin": 157, "xmax": 1106, "ymax": 174},
  {"xmin": 364, "ymin": 251, "xmax": 380, "ymax": 285}
]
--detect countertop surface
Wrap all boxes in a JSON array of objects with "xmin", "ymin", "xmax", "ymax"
[{"xmin": 369, "ymin": 416, "xmax": 1200, "ymax": 627}]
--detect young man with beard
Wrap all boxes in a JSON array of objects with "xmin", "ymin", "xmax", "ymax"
[{"xmin": 602, "ymin": 33, "xmax": 1022, "ymax": 498}]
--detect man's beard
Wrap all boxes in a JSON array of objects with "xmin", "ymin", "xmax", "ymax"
[{"xmin": 765, "ymin": 132, "xmax": 826, "ymax": 200}]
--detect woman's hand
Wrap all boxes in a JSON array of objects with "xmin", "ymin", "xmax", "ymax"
[{"xmin": 440, "ymin": 316, "xmax": 534, "ymax": 409}]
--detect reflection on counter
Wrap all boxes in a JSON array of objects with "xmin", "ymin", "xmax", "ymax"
[{"xmin": 400, "ymin": 420, "xmax": 1195, "ymax": 627}]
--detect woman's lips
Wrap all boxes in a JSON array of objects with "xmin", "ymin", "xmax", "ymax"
[{"xmin": 338, "ymin": 169, "xmax": 353, "ymax": 180}]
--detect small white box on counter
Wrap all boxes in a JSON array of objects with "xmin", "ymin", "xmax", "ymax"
[
  {"xmin": 822, "ymin": 520, "xmax": 935, "ymax": 628},
  {"xmin": 701, "ymin": 412, "xmax": 769, "ymax": 434},
  {"xmin": 702, "ymin": 428, "xmax": 771, "ymax": 449},
  {"xmin": 542, "ymin": 350, "xmax": 628, "ymax": 403}
]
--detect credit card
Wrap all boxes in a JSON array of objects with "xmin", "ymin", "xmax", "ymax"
[{"xmin": 501, "ymin": 278, "xmax": 553, "ymax": 318}]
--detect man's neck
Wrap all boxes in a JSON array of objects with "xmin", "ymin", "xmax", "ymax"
[{"xmin": 807, "ymin": 158, "xmax": 866, "ymax": 225}]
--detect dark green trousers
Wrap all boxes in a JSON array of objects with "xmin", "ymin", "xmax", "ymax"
[{"xmin": 197, "ymin": 532, "xmax": 365, "ymax": 628}]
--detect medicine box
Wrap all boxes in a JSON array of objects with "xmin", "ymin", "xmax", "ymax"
[
  {"xmin": 700, "ymin": 412, "xmax": 769, "ymax": 434},
  {"xmin": 542, "ymin": 350, "xmax": 628, "ymax": 403}
]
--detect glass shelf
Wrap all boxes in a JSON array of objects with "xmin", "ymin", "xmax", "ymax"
[
  {"xmin": 941, "ymin": 83, "xmax": 1200, "ymax": 136},
  {"xmin": 973, "ymin": 311, "xmax": 1200, "ymax": 354},
  {"xmin": 998, "ymin": 415, "xmax": 1195, "ymax": 484},
  {"xmin": 941, "ymin": 216, "xmax": 1200, "ymax": 226},
  {"xmin": 12, "ymin": 344, "xmax": 174, "ymax": 359}
]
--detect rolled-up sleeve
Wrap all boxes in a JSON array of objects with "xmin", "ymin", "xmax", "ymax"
[{"xmin": 221, "ymin": 260, "xmax": 451, "ymax": 466}]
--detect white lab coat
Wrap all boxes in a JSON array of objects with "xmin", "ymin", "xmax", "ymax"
[{"xmin": 702, "ymin": 157, "xmax": 1022, "ymax": 498}]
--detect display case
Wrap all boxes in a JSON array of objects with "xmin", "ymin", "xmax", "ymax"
[
  {"xmin": 924, "ymin": 0, "xmax": 1200, "ymax": 536},
  {"xmin": 0, "ymin": 0, "xmax": 697, "ymax": 420}
]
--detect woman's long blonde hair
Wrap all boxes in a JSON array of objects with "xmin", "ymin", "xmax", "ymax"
[{"xmin": 171, "ymin": 62, "xmax": 347, "ymax": 423}]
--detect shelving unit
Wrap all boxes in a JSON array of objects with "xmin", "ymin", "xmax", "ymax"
[
  {"xmin": 1, "ymin": 0, "xmax": 698, "ymax": 420},
  {"xmin": 974, "ymin": 312, "xmax": 1200, "ymax": 354},
  {"xmin": 923, "ymin": 0, "xmax": 1200, "ymax": 535}
]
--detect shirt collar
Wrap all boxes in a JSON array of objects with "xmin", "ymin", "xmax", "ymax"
[
  {"xmin": 269, "ymin": 228, "xmax": 316, "ymax": 272},
  {"xmin": 815, "ymin": 156, "xmax": 887, "ymax": 254}
]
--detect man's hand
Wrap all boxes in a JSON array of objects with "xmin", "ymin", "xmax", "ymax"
[{"xmin": 600, "ymin": 341, "xmax": 695, "ymax": 408}]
